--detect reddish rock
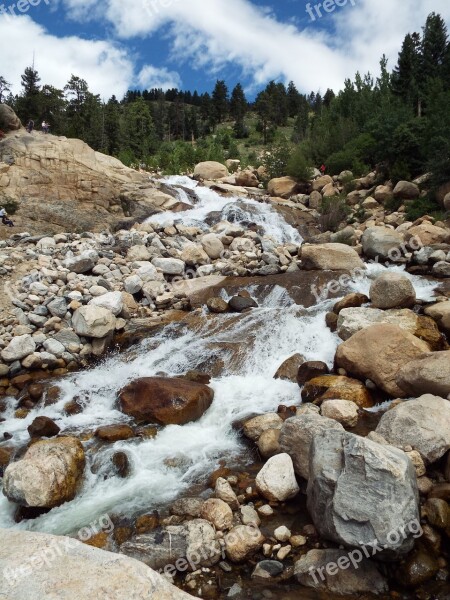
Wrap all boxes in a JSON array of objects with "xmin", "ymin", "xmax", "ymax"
[
  {"xmin": 27, "ymin": 416, "xmax": 61, "ymax": 438},
  {"xmin": 297, "ymin": 361, "xmax": 329, "ymax": 386},
  {"xmin": 95, "ymin": 424, "xmax": 135, "ymax": 442},
  {"xmin": 119, "ymin": 377, "xmax": 214, "ymax": 425}
]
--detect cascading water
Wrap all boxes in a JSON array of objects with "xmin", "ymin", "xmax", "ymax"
[{"xmin": 0, "ymin": 178, "xmax": 439, "ymax": 537}]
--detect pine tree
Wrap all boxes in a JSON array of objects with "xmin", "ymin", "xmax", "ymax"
[
  {"xmin": 0, "ymin": 76, "xmax": 11, "ymax": 103},
  {"xmin": 392, "ymin": 33, "xmax": 421, "ymax": 112},
  {"xmin": 211, "ymin": 80, "xmax": 229, "ymax": 127},
  {"xmin": 230, "ymin": 83, "xmax": 247, "ymax": 121},
  {"xmin": 421, "ymin": 13, "xmax": 448, "ymax": 80},
  {"xmin": 16, "ymin": 66, "xmax": 41, "ymax": 122},
  {"xmin": 287, "ymin": 81, "xmax": 301, "ymax": 117},
  {"xmin": 122, "ymin": 96, "xmax": 156, "ymax": 160}
]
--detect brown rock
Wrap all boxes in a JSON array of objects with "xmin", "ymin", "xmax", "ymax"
[
  {"xmin": 112, "ymin": 451, "xmax": 130, "ymax": 478},
  {"xmin": 396, "ymin": 351, "xmax": 450, "ymax": 398},
  {"xmin": 27, "ymin": 416, "xmax": 61, "ymax": 438},
  {"xmin": 302, "ymin": 375, "xmax": 374, "ymax": 408},
  {"xmin": 95, "ymin": 424, "xmax": 135, "ymax": 442},
  {"xmin": 335, "ymin": 324, "xmax": 430, "ymax": 397},
  {"xmin": 268, "ymin": 177, "xmax": 299, "ymax": 199},
  {"xmin": 274, "ymin": 353, "xmax": 305, "ymax": 382},
  {"xmin": 135, "ymin": 513, "xmax": 159, "ymax": 534},
  {"xmin": 395, "ymin": 549, "xmax": 439, "ymax": 588},
  {"xmin": 405, "ymin": 223, "xmax": 450, "ymax": 246},
  {"xmin": 333, "ymin": 293, "xmax": 369, "ymax": 315},
  {"xmin": 297, "ymin": 361, "xmax": 329, "ymax": 386},
  {"xmin": 119, "ymin": 377, "xmax": 214, "ymax": 425},
  {"xmin": 0, "ymin": 104, "xmax": 22, "ymax": 131},
  {"xmin": 325, "ymin": 312, "xmax": 338, "ymax": 332}
]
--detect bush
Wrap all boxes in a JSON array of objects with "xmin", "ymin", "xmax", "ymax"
[
  {"xmin": 405, "ymin": 195, "xmax": 446, "ymax": 222},
  {"xmin": 319, "ymin": 196, "xmax": 351, "ymax": 233},
  {"xmin": 0, "ymin": 198, "xmax": 19, "ymax": 215},
  {"xmin": 260, "ymin": 141, "xmax": 292, "ymax": 180},
  {"xmin": 286, "ymin": 147, "xmax": 313, "ymax": 181}
]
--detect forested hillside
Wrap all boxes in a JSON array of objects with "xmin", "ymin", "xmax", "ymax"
[{"xmin": 1, "ymin": 12, "xmax": 449, "ymax": 198}]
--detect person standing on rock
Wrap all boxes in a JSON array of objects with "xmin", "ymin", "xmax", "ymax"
[
  {"xmin": 26, "ymin": 119, "xmax": 34, "ymax": 134},
  {"xmin": 320, "ymin": 164, "xmax": 326, "ymax": 175},
  {"xmin": 0, "ymin": 207, "xmax": 14, "ymax": 227},
  {"xmin": 42, "ymin": 120, "xmax": 49, "ymax": 134}
]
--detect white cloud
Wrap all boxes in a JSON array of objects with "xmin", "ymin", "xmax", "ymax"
[
  {"xmin": 137, "ymin": 65, "xmax": 182, "ymax": 90},
  {"xmin": 0, "ymin": 15, "xmax": 134, "ymax": 99}
]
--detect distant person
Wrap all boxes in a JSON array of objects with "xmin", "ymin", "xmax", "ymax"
[
  {"xmin": 320, "ymin": 164, "xmax": 326, "ymax": 175},
  {"xmin": 42, "ymin": 120, "xmax": 49, "ymax": 134},
  {"xmin": 26, "ymin": 119, "xmax": 34, "ymax": 134},
  {"xmin": 0, "ymin": 207, "xmax": 14, "ymax": 227}
]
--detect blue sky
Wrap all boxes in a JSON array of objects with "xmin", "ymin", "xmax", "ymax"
[{"xmin": 1, "ymin": 0, "xmax": 450, "ymax": 100}]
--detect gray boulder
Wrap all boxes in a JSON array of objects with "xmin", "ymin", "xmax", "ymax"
[
  {"xmin": 361, "ymin": 227, "xmax": 404, "ymax": 261},
  {"xmin": 369, "ymin": 272, "xmax": 416, "ymax": 309},
  {"xmin": 63, "ymin": 250, "xmax": 98, "ymax": 274},
  {"xmin": 307, "ymin": 430, "xmax": 419, "ymax": 555},
  {"xmin": 0, "ymin": 104, "xmax": 22, "ymax": 131},
  {"xmin": 1, "ymin": 334, "xmax": 36, "ymax": 362},
  {"xmin": 396, "ymin": 351, "xmax": 450, "ymax": 398}
]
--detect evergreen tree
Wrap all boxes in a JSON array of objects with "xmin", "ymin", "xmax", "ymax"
[
  {"xmin": 122, "ymin": 96, "xmax": 156, "ymax": 160},
  {"xmin": 0, "ymin": 76, "xmax": 11, "ymax": 103},
  {"xmin": 211, "ymin": 80, "xmax": 229, "ymax": 127},
  {"xmin": 392, "ymin": 33, "xmax": 421, "ymax": 112},
  {"xmin": 230, "ymin": 83, "xmax": 247, "ymax": 121},
  {"xmin": 104, "ymin": 96, "xmax": 121, "ymax": 155},
  {"xmin": 16, "ymin": 66, "xmax": 41, "ymax": 122},
  {"xmin": 287, "ymin": 81, "xmax": 301, "ymax": 118}
]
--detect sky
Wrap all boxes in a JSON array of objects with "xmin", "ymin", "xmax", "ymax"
[{"xmin": 1, "ymin": 0, "xmax": 450, "ymax": 101}]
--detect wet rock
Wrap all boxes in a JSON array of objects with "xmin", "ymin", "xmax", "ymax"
[
  {"xmin": 396, "ymin": 549, "xmax": 440, "ymax": 588},
  {"xmin": 181, "ymin": 370, "xmax": 211, "ymax": 385},
  {"xmin": 0, "ymin": 529, "xmax": 193, "ymax": 600},
  {"xmin": 396, "ymin": 351, "xmax": 450, "ymax": 398},
  {"xmin": 215, "ymin": 478, "xmax": 239, "ymax": 510},
  {"xmin": 335, "ymin": 323, "xmax": 430, "ymax": 397},
  {"xmin": 376, "ymin": 394, "xmax": 450, "ymax": 463},
  {"xmin": 257, "ymin": 428, "xmax": 281, "ymax": 459},
  {"xmin": 424, "ymin": 498, "xmax": 449, "ymax": 530},
  {"xmin": 206, "ymin": 297, "xmax": 229, "ymax": 313},
  {"xmin": 224, "ymin": 525, "xmax": 265, "ymax": 562},
  {"xmin": 296, "ymin": 361, "xmax": 329, "ymax": 386},
  {"xmin": 321, "ymin": 399, "xmax": 359, "ymax": 427},
  {"xmin": 242, "ymin": 413, "xmax": 283, "ymax": 441},
  {"xmin": 333, "ymin": 293, "xmax": 369, "ymax": 314},
  {"xmin": 307, "ymin": 430, "xmax": 419, "ymax": 554},
  {"xmin": 300, "ymin": 243, "xmax": 364, "ymax": 271},
  {"xmin": 3, "ymin": 437, "xmax": 85, "ymax": 508},
  {"xmin": 1, "ymin": 334, "xmax": 36, "ymax": 362},
  {"xmin": 255, "ymin": 453, "xmax": 299, "ymax": 502},
  {"xmin": 302, "ymin": 375, "xmax": 373, "ymax": 408},
  {"xmin": 369, "ymin": 272, "xmax": 416, "ymax": 309},
  {"xmin": 119, "ymin": 377, "xmax": 214, "ymax": 425},
  {"xmin": 325, "ymin": 312, "xmax": 338, "ymax": 332},
  {"xmin": 295, "ymin": 549, "xmax": 388, "ymax": 594},
  {"xmin": 27, "ymin": 416, "xmax": 61, "ymax": 438},
  {"xmin": 228, "ymin": 295, "xmax": 258, "ymax": 312},
  {"xmin": 112, "ymin": 451, "xmax": 130, "ymax": 478},
  {"xmin": 279, "ymin": 413, "xmax": 344, "ymax": 480},
  {"xmin": 200, "ymin": 498, "xmax": 233, "ymax": 530},
  {"xmin": 274, "ymin": 353, "xmax": 305, "ymax": 382},
  {"xmin": 252, "ymin": 560, "xmax": 284, "ymax": 579},
  {"xmin": 95, "ymin": 424, "xmax": 135, "ymax": 442}
]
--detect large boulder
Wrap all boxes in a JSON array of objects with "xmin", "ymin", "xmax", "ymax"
[
  {"xmin": 89, "ymin": 291, "xmax": 123, "ymax": 316},
  {"xmin": 444, "ymin": 192, "xmax": 450, "ymax": 211},
  {"xmin": 63, "ymin": 250, "xmax": 98, "ymax": 274},
  {"xmin": 335, "ymin": 323, "xmax": 430, "ymax": 397},
  {"xmin": 376, "ymin": 394, "xmax": 450, "ymax": 463},
  {"xmin": 307, "ymin": 430, "xmax": 419, "ymax": 555},
  {"xmin": 424, "ymin": 301, "xmax": 450, "ymax": 335},
  {"xmin": 312, "ymin": 175, "xmax": 333, "ymax": 192},
  {"xmin": 302, "ymin": 375, "xmax": 373, "ymax": 408},
  {"xmin": 1, "ymin": 334, "xmax": 35, "ymax": 362},
  {"xmin": 396, "ymin": 351, "xmax": 450, "ymax": 398},
  {"xmin": 369, "ymin": 272, "xmax": 416, "ymax": 309},
  {"xmin": 405, "ymin": 222, "xmax": 450, "ymax": 246},
  {"xmin": 300, "ymin": 243, "xmax": 364, "ymax": 271},
  {"xmin": 0, "ymin": 529, "xmax": 194, "ymax": 600},
  {"xmin": 361, "ymin": 227, "xmax": 404, "ymax": 261},
  {"xmin": 2, "ymin": 437, "xmax": 85, "ymax": 508},
  {"xmin": 295, "ymin": 549, "xmax": 388, "ymax": 595},
  {"xmin": 72, "ymin": 305, "xmax": 116, "ymax": 339},
  {"xmin": 0, "ymin": 104, "xmax": 22, "ymax": 131},
  {"xmin": 279, "ymin": 413, "xmax": 344, "ymax": 480},
  {"xmin": 235, "ymin": 170, "xmax": 259, "ymax": 188},
  {"xmin": 267, "ymin": 176, "xmax": 299, "ymax": 199},
  {"xmin": 255, "ymin": 453, "xmax": 299, "ymax": 502},
  {"xmin": 393, "ymin": 181, "xmax": 420, "ymax": 200},
  {"xmin": 194, "ymin": 161, "xmax": 229, "ymax": 180},
  {"xmin": 119, "ymin": 377, "xmax": 214, "ymax": 425},
  {"xmin": 201, "ymin": 233, "xmax": 224, "ymax": 260},
  {"xmin": 152, "ymin": 257, "xmax": 185, "ymax": 276}
]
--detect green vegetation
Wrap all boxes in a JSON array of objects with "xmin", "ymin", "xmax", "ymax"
[{"xmin": 319, "ymin": 196, "xmax": 351, "ymax": 233}]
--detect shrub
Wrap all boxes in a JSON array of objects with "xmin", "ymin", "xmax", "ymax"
[
  {"xmin": 319, "ymin": 196, "xmax": 351, "ymax": 232},
  {"xmin": 0, "ymin": 197, "xmax": 19, "ymax": 215},
  {"xmin": 260, "ymin": 141, "xmax": 292, "ymax": 180},
  {"xmin": 405, "ymin": 195, "xmax": 446, "ymax": 222},
  {"xmin": 286, "ymin": 147, "xmax": 313, "ymax": 181}
]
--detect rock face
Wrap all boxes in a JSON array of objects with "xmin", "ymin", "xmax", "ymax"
[
  {"xmin": 361, "ymin": 227, "xmax": 404, "ymax": 260},
  {"xmin": 376, "ymin": 394, "xmax": 450, "ymax": 463},
  {"xmin": 194, "ymin": 161, "xmax": 229, "ymax": 180},
  {"xmin": 396, "ymin": 351, "xmax": 450, "ymax": 397},
  {"xmin": 274, "ymin": 353, "xmax": 305, "ymax": 382},
  {"xmin": 0, "ymin": 529, "xmax": 194, "ymax": 600},
  {"xmin": 72, "ymin": 305, "xmax": 117, "ymax": 339},
  {"xmin": 2, "ymin": 437, "xmax": 85, "ymax": 508},
  {"xmin": 0, "ymin": 127, "xmax": 176, "ymax": 235},
  {"xmin": 300, "ymin": 243, "xmax": 364, "ymax": 271},
  {"xmin": 295, "ymin": 549, "xmax": 388, "ymax": 595},
  {"xmin": 369, "ymin": 272, "xmax": 416, "ymax": 309},
  {"xmin": 0, "ymin": 104, "xmax": 22, "ymax": 131},
  {"xmin": 119, "ymin": 377, "xmax": 214, "ymax": 425},
  {"xmin": 279, "ymin": 413, "xmax": 344, "ymax": 480},
  {"xmin": 335, "ymin": 324, "xmax": 430, "ymax": 397},
  {"xmin": 255, "ymin": 453, "xmax": 299, "ymax": 502},
  {"xmin": 307, "ymin": 430, "xmax": 419, "ymax": 554},
  {"xmin": 267, "ymin": 176, "xmax": 299, "ymax": 198}
]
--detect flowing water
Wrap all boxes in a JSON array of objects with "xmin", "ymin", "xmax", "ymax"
[{"xmin": 0, "ymin": 179, "xmax": 439, "ymax": 537}]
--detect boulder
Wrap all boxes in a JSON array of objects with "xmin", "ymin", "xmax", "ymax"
[
  {"xmin": 119, "ymin": 377, "xmax": 214, "ymax": 425},
  {"xmin": 0, "ymin": 104, "xmax": 22, "ymax": 131},
  {"xmin": 335, "ymin": 324, "xmax": 430, "ymax": 397},
  {"xmin": 255, "ymin": 453, "xmax": 299, "ymax": 502},
  {"xmin": 151, "ymin": 257, "xmax": 185, "ymax": 276},
  {"xmin": 236, "ymin": 170, "xmax": 259, "ymax": 188},
  {"xmin": 333, "ymin": 293, "xmax": 369, "ymax": 314},
  {"xmin": 369, "ymin": 272, "xmax": 416, "ymax": 309},
  {"xmin": 194, "ymin": 161, "xmax": 229, "ymax": 180},
  {"xmin": 27, "ymin": 416, "xmax": 61, "ymax": 438},
  {"xmin": 127, "ymin": 246, "xmax": 151, "ymax": 262},
  {"xmin": 206, "ymin": 297, "xmax": 229, "ymax": 313},
  {"xmin": 229, "ymin": 295, "xmax": 258, "ymax": 312},
  {"xmin": 72, "ymin": 305, "xmax": 116, "ymax": 339},
  {"xmin": 215, "ymin": 477, "xmax": 239, "ymax": 510},
  {"xmin": 1, "ymin": 334, "xmax": 35, "ymax": 362},
  {"xmin": 295, "ymin": 549, "xmax": 388, "ymax": 595},
  {"xmin": 320, "ymin": 399, "xmax": 359, "ymax": 427},
  {"xmin": 200, "ymin": 498, "xmax": 233, "ymax": 530},
  {"xmin": 2, "ymin": 437, "xmax": 85, "ymax": 508},
  {"xmin": 63, "ymin": 250, "xmax": 98, "ymax": 274},
  {"xmin": 89, "ymin": 291, "xmax": 123, "ymax": 316},
  {"xmin": 376, "ymin": 394, "xmax": 450, "ymax": 463},
  {"xmin": 274, "ymin": 353, "xmax": 305, "ymax": 382},
  {"xmin": 433, "ymin": 261, "xmax": 450, "ymax": 278},
  {"xmin": 224, "ymin": 525, "xmax": 265, "ymax": 562},
  {"xmin": 424, "ymin": 301, "xmax": 450, "ymax": 335},
  {"xmin": 257, "ymin": 428, "xmax": 281, "ymax": 459},
  {"xmin": 396, "ymin": 351, "xmax": 450, "ymax": 398},
  {"xmin": 300, "ymin": 243, "xmax": 364, "ymax": 271},
  {"xmin": 95, "ymin": 424, "xmax": 135, "ymax": 442},
  {"xmin": 308, "ymin": 190, "xmax": 322, "ymax": 209},
  {"xmin": 267, "ymin": 177, "xmax": 298, "ymax": 199},
  {"xmin": 393, "ymin": 181, "xmax": 420, "ymax": 200},
  {"xmin": 301, "ymin": 375, "xmax": 373, "ymax": 408},
  {"xmin": 361, "ymin": 227, "xmax": 405, "ymax": 261},
  {"xmin": 312, "ymin": 175, "xmax": 333, "ymax": 192},
  {"xmin": 279, "ymin": 413, "xmax": 344, "ymax": 480},
  {"xmin": 180, "ymin": 244, "xmax": 210, "ymax": 266},
  {"xmin": 201, "ymin": 233, "xmax": 224, "ymax": 260},
  {"xmin": 307, "ymin": 430, "xmax": 419, "ymax": 554},
  {"xmin": 374, "ymin": 185, "xmax": 394, "ymax": 204},
  {"xmin": 405, "ymin": 222, "xmax": 450, "ymax": 246},
  {"xmin": 0, "ymin": 529, "xmax": 195, "ymax": 600},
  {"xmin": 242, "ymin": 413, "xmax": 283, "ymax": 441},
  {"xmin": 47, "ymin": 297, "xmax": 68, "ymax": 318},
  {"xmin": 297, "ymin": 361, "xmax": 329, "ymax": 385}
]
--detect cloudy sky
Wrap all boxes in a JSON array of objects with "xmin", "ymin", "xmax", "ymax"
[{"xmin": 1, "ymin": 0, "xmax": 450, "ymax": 100}]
